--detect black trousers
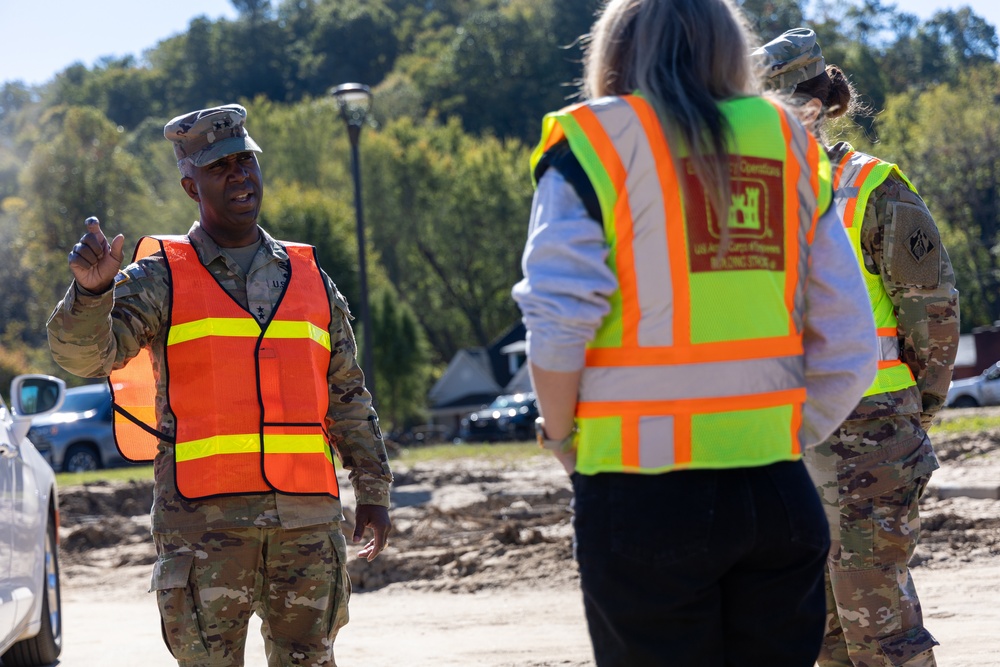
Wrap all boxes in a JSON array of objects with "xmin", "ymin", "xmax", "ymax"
[{"xmin": 572, "ymin": 461, "xmax": 830, "ymax": 667}]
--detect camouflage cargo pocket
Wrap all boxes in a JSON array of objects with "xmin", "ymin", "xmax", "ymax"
[
  {"xmin": 877, "ymin": 625, "xmax": 939, "ymax": 666},
  {"xmin": 150, "ymin": 552, "xmax": 210, "ymax": 662},
  {"xmin": 836, "ymin": 435, "xmax": 937, "ymax": 504},
  {"xmin": 329, "ymin": 528, "xmax": 351, "ymax": 642}
]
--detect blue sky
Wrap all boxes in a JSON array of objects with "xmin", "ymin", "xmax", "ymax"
[
  {"xmin": 0, "ymin": 0, "xmax": 238, "ymax": 86},
  {"xmin": 0, "ymin": 0, "xmax": 997, "ymax": 87}
]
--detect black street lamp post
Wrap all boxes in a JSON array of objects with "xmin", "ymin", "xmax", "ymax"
[{"xmin": 332, "ymin": 83, "xmax": 376, "ymax": 401}]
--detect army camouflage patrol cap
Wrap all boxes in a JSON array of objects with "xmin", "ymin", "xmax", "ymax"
[
  {"xmin": 753, "ymin": 28, "xmax": 826, "ymax": 92},
  {"xmin": 163, "ymin": 103, "xmax": 262, "ymax": 167}
]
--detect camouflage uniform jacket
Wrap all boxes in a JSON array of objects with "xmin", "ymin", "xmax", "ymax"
[{"xmin": 47, "ymin": 222, "xmax": 392, "ymax": 535}]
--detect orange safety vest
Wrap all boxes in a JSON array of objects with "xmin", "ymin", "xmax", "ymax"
[
  {"xmin": 109, "ymin": 235, "xmax": 340, "ymax": 500},
  {"xmin": 531, "ymin": 95, "xmax": 831, "ymax": 474}
]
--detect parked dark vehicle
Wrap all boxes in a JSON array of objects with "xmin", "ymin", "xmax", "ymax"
[
  {"xmin": 26, "ymin": 384, "xmax": 124, "ymax": 473},
  {"xmin": 459, "ymin": 392, "xmax": 538, "ymax": 443}
]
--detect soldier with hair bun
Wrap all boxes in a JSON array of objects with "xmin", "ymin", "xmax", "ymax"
[{"xmin": 756, "ymin": 28, "xmax": 961, "ymax": 667}]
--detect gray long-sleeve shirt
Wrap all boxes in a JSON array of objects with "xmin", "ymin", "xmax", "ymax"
[{"xmin": 512, "ymin": 169, "xmax": 878, "ymax": 447}]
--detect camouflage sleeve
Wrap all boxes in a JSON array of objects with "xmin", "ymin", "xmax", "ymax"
[
  {"xmin": 45, "ymin": 259, "xmax": 169, "ymax": 379},
  {"xmin": 862, "ymin": 175, "xmax": 960, "ymax": 425},
  {"xmin": 322, "ymin": 272, "xmax": 393, "ymax": 507}
]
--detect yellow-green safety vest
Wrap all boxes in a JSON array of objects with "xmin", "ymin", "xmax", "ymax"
[
  {"xmin": 831, "ymin": 148, "xmax": 918, "ymax": 396},
  {"xmin": 531, "ymin": 94, "xmax": 832, "ymax": 475}
]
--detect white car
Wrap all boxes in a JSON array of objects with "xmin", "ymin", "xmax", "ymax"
[
  {"xmin": 946, "ymin": 361, "xmax": 1000, "ymax": 408},
  {"xmin": 1, "ymin": 374, "xmax": 66, "ymax": 665}
]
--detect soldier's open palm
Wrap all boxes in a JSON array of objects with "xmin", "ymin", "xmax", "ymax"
[{"xmin": 69, "ymin": 217, "xmax": 125, "ymax": 293}]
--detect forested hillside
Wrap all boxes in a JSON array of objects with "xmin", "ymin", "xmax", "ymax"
[{"xmin": 1, "ymin": 0, "xmax": 997, "ymax": 428}]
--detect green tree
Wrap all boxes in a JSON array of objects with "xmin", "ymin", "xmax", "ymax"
[
  {"xmin": 879, "ymin": 7, "xmax": 998, "ymax": 94},
  {"xmin": 246, "ymin": 96, "xmax": 350, "ymax": 191},
  {"xmin": 155, "ymin": 18, "xmax": 221, "ymax": 111},
  {"xmin": 296, "ymin": 0, "xmax": 400, "ymax": 98},
  {"xmin": 370, "ymin": 288, "xmax": 430, "ymax": 430},
  {"xmin": 19, "ymin": 106, "xmax": 149, "ymax": 330},
  {"xmin": 0, "ymin": 200, "xmax": 34, "ymax": 343},
  {"xmin": 364, "ymin": 117, "xmax": 532, "ymax": 363},
  {"xmin": 258, "ymin": 182, "xmax": 361, "ymax": 306},
  {"xmin": 878, "ymin": 65, "xmax": 1000, "ymax": 330},
  {"xmin": 230, "ymin": 0, "xmax": 273, "ymax": 22},
  {"xmin": 218, "ymin": 12, "xmax": 293, "ymax": 103},
  {"xmin": 401, "ymin": 2, "xmax": 581, "ymax": 142}
]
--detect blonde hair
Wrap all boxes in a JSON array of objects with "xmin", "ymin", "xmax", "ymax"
[{"xmin": 583, "ymin": 0, "xmax": 760, "ymax": 236}]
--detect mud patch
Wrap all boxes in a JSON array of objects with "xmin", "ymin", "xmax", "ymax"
[{"xmin": 57, "ymin": 419, "xmax": 1000, "ymax": 595}]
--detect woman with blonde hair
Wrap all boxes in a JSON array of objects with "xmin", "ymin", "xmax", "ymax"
[
  {"xmin": 512, "ymin": 1, "xmax": 879, "ymax": 665},
  {"xmin": 756, "ymin": 28, "xmax": 959, "ymax": 667}
]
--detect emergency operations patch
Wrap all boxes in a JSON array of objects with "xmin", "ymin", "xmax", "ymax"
[
  {"xmin": 684, "ymin": 155, "xmax": 785, "ymax": 273},
  {"xmin": 888, "ymin": 200, "xmax": 941, "ymax": 288}
]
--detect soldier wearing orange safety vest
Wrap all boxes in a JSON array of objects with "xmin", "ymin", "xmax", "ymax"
[
  {"xmin": 756, "ymin": 29, "xmax": 960, "ymax": 667},
  {"xmin": 47, "ymin": 103, "xmax": 392, "ymax": 667},
  {"xmin": 512, "ymin": 1, "xmax": 879, "ymax": 665},
  {"xmin": 111, "ymin": 235, "xmax": 341, "ymax": 500}
]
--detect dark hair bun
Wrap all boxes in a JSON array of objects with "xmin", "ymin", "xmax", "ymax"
[{"xmin": 823, "ymin": 65, "xmax": 852, "ymax": 119}]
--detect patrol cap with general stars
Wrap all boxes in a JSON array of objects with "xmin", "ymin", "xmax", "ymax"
[{"xmin": 163, "ymin": 103, "xmax": 262, "ymax": 167}]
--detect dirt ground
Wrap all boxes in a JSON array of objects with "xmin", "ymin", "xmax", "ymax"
[{"xmin": 53, "ymin": 408, "xmax": 1000, "ymax": 665}]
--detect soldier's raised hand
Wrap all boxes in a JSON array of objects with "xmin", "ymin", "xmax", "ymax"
[{"xmin": 68, "ymin": 217, "xmax": 125, "ymax": 294}]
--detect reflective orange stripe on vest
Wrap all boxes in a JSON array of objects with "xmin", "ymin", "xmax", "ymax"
[{"xmin": 110, "ymin": 235, "xmax": 338, "ymax": 499}]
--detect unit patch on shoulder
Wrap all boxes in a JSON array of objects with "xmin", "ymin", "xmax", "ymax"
[
  {"xmin": 887, "ymin": 200, "xmax": 941, "ymax": 288},
  {"xmin": 113, "ymin": 263, "xmax": 149, "ymax": 295},
  {"xmin": 907, "ymin": 228, "xmax": 936, "ymax": 263}
]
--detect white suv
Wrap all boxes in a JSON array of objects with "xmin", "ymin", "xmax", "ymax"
[
  {"xmin": 946, "ymin": 361, "xmax": 1000, "ymax": 408},
  {"xmin": 1, "ymin": 374, "xmax": 66, "ymax": 665}
]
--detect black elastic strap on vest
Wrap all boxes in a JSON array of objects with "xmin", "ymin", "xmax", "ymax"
[
  {"xmin": 534, "ymin": 141, "xmax": 603, "ymax": 226},
  {"xmin": 113, "ymin": 403, "xmax": 176, "ymax": 444}
]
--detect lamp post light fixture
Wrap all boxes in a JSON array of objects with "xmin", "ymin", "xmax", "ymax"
[{"xmin": 332, "ymin": 82, "xmax": 376, "ymax": 402}]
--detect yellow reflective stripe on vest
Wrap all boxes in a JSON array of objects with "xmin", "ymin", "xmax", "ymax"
[
  {"xmin": 176, "ymin": 433, "xmax": 331, "ymax": 463},
  {"xmin": 175, "ymin": 433, "xmax": 260, "ymax": 462},
  {"xmin": 168, "ymin": 318, "xmax": 260, "ymax": 346},
  {"xmin": 264, "ymin": 321, "xmax": 331, "ymax": 349},
  {"xmin": 265, "ymin": 434, "xmax": 333, "ymax": 463},
  {"xmin": 833, "ymin": 150, "xmax": 917, "ymax": 396},
  {"xmin": 167, "ymin": 317, "xmax": 331, "ymax": 351}
]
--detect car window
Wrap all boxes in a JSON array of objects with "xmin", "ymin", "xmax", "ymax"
[
  {"xmin": 17, "ymin": 382, "xmax": 61, "ymax": 414},
  {"xmin": 60, "ymin": 390, "xmax": 109, "ymax": 413},
  {"xmin": 488, "ymin": 394, "xmax": 536, "ymax": 410}
]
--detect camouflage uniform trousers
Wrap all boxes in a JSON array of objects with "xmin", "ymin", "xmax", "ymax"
[
  {"xmin": 150, "ymin": 524, "xmax": 350, "ymax": 667},
  {"xmin": 804, "ymin": 414, "xmax": 939, "ymax": 667}
]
